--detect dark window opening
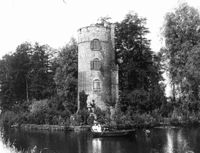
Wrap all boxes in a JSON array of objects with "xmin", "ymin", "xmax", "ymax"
[
  {"xmin": 91, "ymin": 39, "xmax": 102, "ymax": 51},
  {"xmin": 90, "ymin": 58, "xmax": 101, "ymax": 70}
]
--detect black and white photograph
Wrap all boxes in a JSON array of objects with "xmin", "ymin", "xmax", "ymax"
[{"xmin": 0, "ymin": 0, "xmax": 200, "ymax": 152}]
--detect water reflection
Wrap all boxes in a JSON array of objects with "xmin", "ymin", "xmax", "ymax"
[
  {"xmin": 92, "ymin": 138, "xmax": 102, "ymax": 153},
  {"xmin": 0, "ymin": 127, "xmax": 199, "ymax": 153},
  {"xmin": 177, "ymin": 129, "xmax": 189, "ymax": 152},
  {"xmin": 89, "ymin": 137, "xmax": 123, "ymax": 153},
  {"xmin": 164, "ymin": 129, "xmax": 174, "ymax": 153},
  {"xmin": 164, "ymin": 128, "xmax": 194, "ymax": 153}
]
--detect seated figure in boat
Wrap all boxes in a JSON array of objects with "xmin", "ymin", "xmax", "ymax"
[{"xmin": 91, "ymin": 121, "xmax": 102, "ymax": 132}]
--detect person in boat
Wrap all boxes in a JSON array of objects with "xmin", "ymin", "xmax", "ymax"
[
  {"xmin": 91, "ymin": 121, "xmax": 102, "ymax": 132},
  {"xmin": 144, "ymin": 129, "xmax": 151, "ymax": 137}
]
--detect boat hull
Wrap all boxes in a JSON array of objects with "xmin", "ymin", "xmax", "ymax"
[{"xmin": 91, "ymin": 129, "xmax": 135, "ymax": 138}]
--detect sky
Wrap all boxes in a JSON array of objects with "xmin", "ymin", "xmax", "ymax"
[
  {"xmin": 0, "ymin": 0, "xmax": 200, "ymax": 96},
  {"xmin": 1, "ymin": 0, "xmax": 200, "ymax": 58}
]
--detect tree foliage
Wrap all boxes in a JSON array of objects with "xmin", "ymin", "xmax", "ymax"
[
  {"xmin": 115, "ymin": 12, "xmax": 166, "ymax": 113},
  {"xmin": 0, "ymin": 42, "xmax": 56, "ymax": 111},
  {"xmin": 162, "ymin": 3, "xmax": 200, "ymax": 108},
  {"xmin": 54, "ymin": 38, "xmax": 78, "ymax": 113}
]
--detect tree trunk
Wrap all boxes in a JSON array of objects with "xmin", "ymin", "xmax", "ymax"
[{"xmin": 25, "ymin": 77, "xmax": 29, "ymax": 102}]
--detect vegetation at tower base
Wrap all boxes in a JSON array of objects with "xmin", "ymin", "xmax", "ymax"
[
  {"xmin": 161, "ymin": 2, "xmax": 200, "ymax": 122},
  {"xmin": 79, "ymin": 90, "xmax": 88, "ymax": 110}
]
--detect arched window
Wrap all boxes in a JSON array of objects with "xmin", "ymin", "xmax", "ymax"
[
  {"xmin": 90, "ymin": 39, "xmax": 101, "ymax": 51},
  {"xmin": 93, "ymin": 79, "xmax": 101, "ymax": 92},
  {"xmin": 90, "ymin": 58, "xmax": 101, "ymax": 70}
]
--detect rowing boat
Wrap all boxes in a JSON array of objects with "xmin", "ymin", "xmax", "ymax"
[{"xmin": 91, "ymin": 129, "xmax": 135, "ymax": 138}]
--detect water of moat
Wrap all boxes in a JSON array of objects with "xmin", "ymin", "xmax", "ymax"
[{"xmin": 0, "ymin": 126, "xmax": 199, "ymax": 153}]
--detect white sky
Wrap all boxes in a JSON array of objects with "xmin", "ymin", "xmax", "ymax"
[
  {"xmin": 0, "ymin": 0, "xmax": 200, "ymax": 58},
  {"xmin": 0, "ymin": 0, "xmax": 200, "ymax": 96}
]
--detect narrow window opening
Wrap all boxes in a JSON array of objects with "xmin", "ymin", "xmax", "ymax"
[
  {"xmin": 90, "ymin": 58, "xmax": 101, "ymax": 70},
  {"xmin": 93, "ymin": 79, "xmax": 101, "ymax": 92},
  {"xmin": 91, "ymin": 39, "xmax": 101, "ymax": 51}
]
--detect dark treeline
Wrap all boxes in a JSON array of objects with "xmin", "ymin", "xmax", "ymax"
[
  {"xmin": 113, "ymin": 13, "xmax": 166, "ymax": 125},
  {"xmin": 1, "ymin": 3, "xmax": 199, "ymax": 127},
  {"xmin": 0, "ymin": 43, "xmax": 56, "ymax": 109},
  {"xmin": 0, "ymin": 40, "xmax": 78, "ymax": 126},
  {"xmin": 115, "ymin": 13, "xmax": 165, "ymax": 113}
]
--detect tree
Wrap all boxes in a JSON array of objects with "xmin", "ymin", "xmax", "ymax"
[
  {"xmin": 115, "ymin": 12, "xmax": 165, "ymax": 113},
  {"xmin": 28, "ymin": 43, "xmax": 56, "ymax": 100},
  {"xmin": 162, "ymin": 3, "xmax": 200, "ymax": 107},
  {"xmin": 0, "ymin": 43, "xmax": 32, "ymax": 110},
  {"xmin": 54, "ymin": 38, "xmax": 78, "ymax": 113},
  {"xmin": 0, "ymin": 42, "xmax": 56, "ymax": 111},
  {"xmin": 0, "ymin": 54, "xmax": 15, "ymax": 110},
  {"xmin": 14, "ymin": 43, "xmax": 32, "ymax": 102}
]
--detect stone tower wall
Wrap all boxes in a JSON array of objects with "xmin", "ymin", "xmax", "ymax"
[{"xmin": 77, "ymin": 24, "xmax": 118, "ymax": 110}]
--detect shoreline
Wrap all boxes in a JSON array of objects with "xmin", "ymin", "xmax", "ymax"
[
  {"xmin": 12, "ymin": 124, "xmax": 91, "ymax": 132},
  {"xmin": 9, "ymin": 120, "xmax": 200, "ymax": 132}
]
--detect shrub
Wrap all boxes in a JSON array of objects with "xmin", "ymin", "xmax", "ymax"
[
  {"xmin": 87, "ymin": 115, "xmax": 95, "ymax": 125},
  {"xmin": 160, "ymin": 101, "xmax": 173, "ymax": 117},
  {"xmin": 79, "ymin": 90, "xmax": 88, "ymax": 110},
  {"xmin": 0, "ymin": 111, "xmax": 21, "ymax": 126},
  {"xmin": 94, "ymin": 107, "xmax": 107, "ymax": 124},
  {"xmin": 127, "ymin": 112, "xmax": 157, "ymax": 127},
  {"xmin": 151, "ymin": 109, "xmax": 163, "ymax": 122},
  {"xmin": 25, "ymin": 98, "xmax": 71, "ymax": 125},
  {"xmin": 29, "ymin": 99, "xmax": 48, "ymax": 113},
  {"xmin": 112, "ymin": 111, "xmax": 132, "ymax": 127},
  {"xmin": 70, "ymin": 114, "xmax": 82, "ymax": 126}
]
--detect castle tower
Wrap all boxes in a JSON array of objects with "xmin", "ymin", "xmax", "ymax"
[{"xmin": 77, "ymin": 24, "xmax": 118, "ymax": 111}]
